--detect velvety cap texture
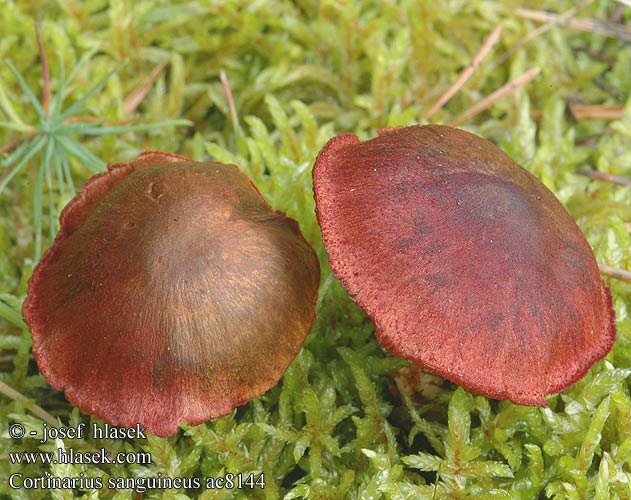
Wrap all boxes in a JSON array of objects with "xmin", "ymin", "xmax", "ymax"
[
  {"xmin": 313, "ymin": 125, "xmax": 615, "ymax": 405},
  {"xmin": 24, "ymin": 151, "xmax": 320, "ymax": 436}
]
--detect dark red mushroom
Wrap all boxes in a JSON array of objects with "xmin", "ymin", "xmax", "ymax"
[
  {"xmin": 23, "ymin": 151, "xmax": 320, "ymax": 436},
  {"xmin": 313, "ymin": 125, "xmax": 616, "ymax": 406}
]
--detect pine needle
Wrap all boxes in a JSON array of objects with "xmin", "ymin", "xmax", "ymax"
[
  {"xmin": 424, "ymin": 24, "xmax": 503, "ymax": 120},
  {"xmin": 569, "ymin": 104, "xmax": 625, "ymax": 121},
  {"xmin": 577, "ymin": 169, "xmax": 631, "ymax": 187},
  {"xmin": 516, "ymin": 7, "xmax": 631, "ymax": 43},
  {"xmin": 448, "ymin": 67, "xmax": 541, "ymax": 126},
  {"xmin": 123, "ymin": 60, "xmax": 168, "ymax": 115}
]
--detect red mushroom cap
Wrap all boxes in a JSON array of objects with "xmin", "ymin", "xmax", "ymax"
[
  {"xmin": 24, "ymin": 151, "xmax": 320, "ymax": 436},
  {"xmin": 313, "ymin": 125, "xmax": 616, "ymax": 406}
]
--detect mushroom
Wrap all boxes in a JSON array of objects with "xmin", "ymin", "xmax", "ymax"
[
  {"xmin": 313, "ymin": 125, "xmax": 616, "ymax": 406},
  {"xmin": 23, "ymin": 151, "xmax": 320, "ymax": 436}
]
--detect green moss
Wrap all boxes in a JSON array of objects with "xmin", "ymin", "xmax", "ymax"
[{"xmin": 2, "ymin": 1, "xmax": 631, "ymax": 498}]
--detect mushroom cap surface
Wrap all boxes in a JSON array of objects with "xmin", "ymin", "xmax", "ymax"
[
  {"xmin": 24, "ymin": 151, "xmax": 320, "ymax": 436},
  {"xmin": 313, "ymin": 125, "xmax": 616, "ymax": 405}
]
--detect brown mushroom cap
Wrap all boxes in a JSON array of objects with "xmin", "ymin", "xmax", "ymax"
[
  {"xmin": 23, "ymin": 151, "xmax": 320, "ymax": 436},
  {"xmin": 313, "ymin": 125, "xmax": 616, "ymax": 406}
]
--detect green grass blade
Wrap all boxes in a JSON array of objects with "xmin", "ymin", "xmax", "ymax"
[
  {"xmin": 58, "ymin": 118, "xmax": 192, "ymax": 136},
  {"xmin": 51, "ymin": 137, "xmax": 66, "ymax": 198},
  {"xmin": 0, "ymin": 121, "xmax": 33, "ymax": 133},
  {"xmin": 0, "ymin": 80, "xmax": 26, "ymax": 127},
  {"xmin": 64, "ymin": 47, "xmax": 99, "ymax": 89},
  {"xmin": 59, "ymin": 65, "xmax": 122, "ymax": 121},
  {"xmin": 56, "ymin": 142, "xmax": 75, "ymax": 195},
  {"xmin": 42, "ymin": 139, "xmax": 56, "ymax": 242},
  {"xmin": 6, "ymin": 61, "xmax": 45, "ymax": 119},
  {"xmin": 50, "ymin": 52, "xmax": 66, "ymax": 117},
  {"xmin": 0, "ymin": 138, "xmax": 31, "ymax": 168},
  {"xmin": 0, "ymin": 297, "xmax": 26, "ymax": 329},
  {"xmin": 33, "ymin": 141, "xmax": 47, "ymax": 262},
  {"xmin": 0, "ymin": 135, "xmax": 46, "ymax": 195},
  {"xmin": 55, "ymin": 135, "xmax": 105, "ymax": 173}
]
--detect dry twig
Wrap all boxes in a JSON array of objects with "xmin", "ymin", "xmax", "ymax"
[
  {"xmin": 599, "ymin": 263, "xmax": 631, "ymax": 283},
  {"xmin": 516, "ymin": 8, "xmax": 631, "ymax": 43},
  {"xmin": 577, "ymin": 169, "xmax": 631, "ymax": 187},
  {"xmin": 569, "ymin": 104, "xmax": 624, "ymax": 121},
  {"xmin": 448, "ymin": 67, "xmax": 541, "ymax": 126},
  {"xmin": 220, "ymin": 69, "xmax": 239, "ymax": 131},
  {"xmin": 123, "ymin": 60, "xmax": 168, "ymax": 115},
  {"xmin": 0, "ymin": 380, "xmax": 57, "ymax": 426},
  {"xmin": 424, "ymin": 25, "xmax": 503, "ymax": 120},
  {"xmin": 496, "ymin": 0, "xmax": 593, "ymax": 65}
]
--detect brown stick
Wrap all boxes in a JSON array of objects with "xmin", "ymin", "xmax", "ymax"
[
  {"xmin": 0, "ymin": 380, "xmax": 57, "ymax": 426},
  {"xmin": 34, "ymin": 21, "xmax": 50, "ymax": 115},
  {"xmin": 516, "ymin": 8, "xmax": 631, "ymax": 43},
  {"xmin": 123, "ymin": 60, "xmax": 168, "ymax": 114},
  {"xmin": 448, "ymin": 67, "xmax": 541, "ymax": 126},
  {"xmin": 496, "ymin": 0, "xmax": 593, "ymax": 65},
  {"xmin": 220, "ymin": 69, "xmax": 239, "ymax": 131},
  {"xmin": 569, "ymin": 104, "xmax": 624, "ymax": 121},
  {"xmin": 577, "ymin": 169, "xmax": 631, "ymax": 187},
  {"xmin": 599, "ymin": 263, "xmax": 631, "ymax": 283},
  {"xmin": 424, "ymin": 24, "xmax": 503, "ymax": 120}
]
